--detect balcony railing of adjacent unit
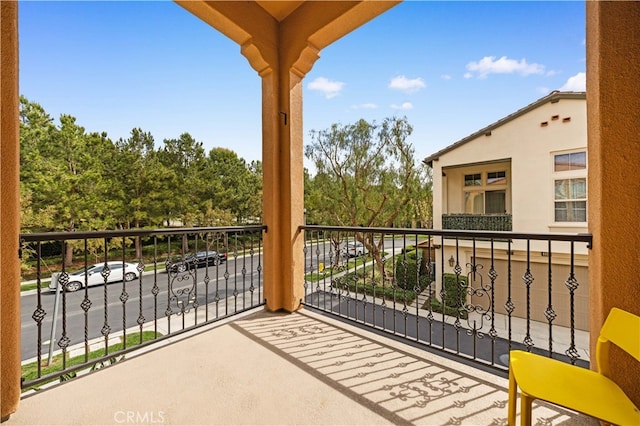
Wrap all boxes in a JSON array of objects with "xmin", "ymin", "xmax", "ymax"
[
  {"xmin": 443, "ymin": 213, "xmax": 513, "ymax": 231},
  {"xmin": 20, "ymin": 225, "xmax": 265, "ymax": 390},
  {"xmin": 301, "ymin": 225, "xmax": 592, "ymax": 372}
]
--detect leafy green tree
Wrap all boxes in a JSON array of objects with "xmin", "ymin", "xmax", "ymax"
[
  {"xmin": 112, "ymin": 128, "xmax": 169, "ymax": 258},
  {"xmin": 20, "ymin": 97, "xmax": 117, "ymax": 265},
  {"xmin": 19, "ymin": 96, "xmax": 57, "ymax": 232},
  {"xmin": 113, "ymin": 128, "xmax": 155, "ymax": 228},
  {"xmin": 19, "ymin": 97, "xmax": 265, "ymax": 264},
  {"xmin": 414, "ymin": 167, "xmax": 434, "ymax": 228},
  {"xmin": 195, "ymin": 199, "xmax": 236, "ymax": 226},
  {"xmin": 200, "ymin": 148, "xmax": 262, "ymax": 224},
  {"xmin": 156, "ymin": 133, "xmax": 207, "ymax": 226},
  {"xmin": 305, "ymin": 117, "xmax": 431, "ymax": 275},
  {"xmin": 246, "ymin": 160, "xmax": 263, "ymax": 222}
]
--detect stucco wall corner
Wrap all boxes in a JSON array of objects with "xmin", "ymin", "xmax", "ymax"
[
  {"xmin": 241, "ymin": 38, "xmax": 272, "ymax": 77},
  {"xmin": 1, "ymin": 0, "xmax": 22, "ymax": 421},
  {"xmin": 290, "ymin": 42, "xmax": 320, "ymax": 79}
]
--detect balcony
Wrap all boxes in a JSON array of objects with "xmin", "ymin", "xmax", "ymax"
[
  {"xmin": 3, "ymin": 2, "xmax": 640, "ymax": 423},
  {"xmin": 9, "ymin": 307, "xmax": 599, "ymax": 425},
  {"xmin": 7, "ymin": 226, "xmax": 598, "ymax": 425},
  {"xmin": 443, "ymin": 214, "xmax": 513, "ymax": 232}
]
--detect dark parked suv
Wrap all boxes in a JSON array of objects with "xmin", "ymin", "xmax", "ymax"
[{"xmin": 166, "ymin": 251, "xmax": 227, "ymax": 273}]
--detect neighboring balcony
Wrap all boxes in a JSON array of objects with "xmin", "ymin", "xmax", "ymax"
[
  {"xmin": 443, "ymin": 213, "xmax": 513, "ymax": 232},
  {"xmin": 9, "ymin": 225, "xmax": 596, "ymax": 425}
]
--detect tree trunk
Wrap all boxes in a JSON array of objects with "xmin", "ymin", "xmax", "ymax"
[
  {"xmin": 64, "ymin": 219, "xmax": 74, "ymax": 267},
  {"xmin": 64, "ymin": 241, "xmax": 74, "ymax": 267},
  {"xmin": 331, "ymin": 237, "xmax": 341, "ymax": 268},
  {"xmin": 182, "ymin": 234, "xmax": 189, "ymax": 254},
  {"xmin": 134, "ymin": 220, "xmax": 142, "ymax": 260}
]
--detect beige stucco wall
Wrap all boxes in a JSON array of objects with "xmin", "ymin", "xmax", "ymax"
[
  {"xmin": 432, "ymin": 95, "xmax": 587, "ymax": 235},
  {"xmin": 429, "ymin": 95, "xmax": 590, "ymax": 335}
]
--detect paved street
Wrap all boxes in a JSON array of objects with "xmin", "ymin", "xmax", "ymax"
[
  {"xmin": 20, "ymin": 236, "xmax": 427, "ymax": 361},
  {"xmin": 20, "ymin": 255, "xmax": 263, "ymax": 360}
]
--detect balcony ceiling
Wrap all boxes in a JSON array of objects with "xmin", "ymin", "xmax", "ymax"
[{"xmin": 256, "ymin": 0, "xmax": 304, "ymax": 21}]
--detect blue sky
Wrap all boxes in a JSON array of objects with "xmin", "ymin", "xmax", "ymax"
[{"xmin": 19, "ymin": 1, "xmax": 586, "ymax": 168}]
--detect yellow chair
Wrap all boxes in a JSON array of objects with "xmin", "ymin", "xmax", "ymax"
[{"xmin": 508, "ymin": 307, "xmax": 640, "ymax": 425}]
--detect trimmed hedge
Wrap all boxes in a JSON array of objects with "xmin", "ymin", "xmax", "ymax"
[
  {"xmin": 441, "ymin": 273, "xmax": 468, "ymax": 308},
  {"xmin": 442, "ymin": 213, "xmax": 512, "ymax": 231},
  {"xmin": 394, "ymin": 250, "xmax": 433, "ymax": 291},
  {"xmin": 421, "ymin": 274, "xmax": 469, "ymax": 319},
  {"xmin": 332, "ymin": 270, "xmax": 420, "ymax": 304},
  {"xmin": 427, "ymin": 298, "xmax": 467, "ymax": 319}
]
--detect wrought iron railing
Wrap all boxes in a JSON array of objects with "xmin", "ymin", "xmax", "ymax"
[
  {"xmin": 20, "ymin": 225, "xmax": 265, "ymax": 389},
  {"xmin": 443, "ymin": 213, "xmax": 512, "ymax": 231},
  {"xmin": 301, "ymin": 225, "xmax": 592, "ymax": 372}
]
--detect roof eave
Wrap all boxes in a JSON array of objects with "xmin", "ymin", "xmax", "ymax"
[{"xmin": 422, "ymin": 91, "xmax": 586, "ymax": 166}]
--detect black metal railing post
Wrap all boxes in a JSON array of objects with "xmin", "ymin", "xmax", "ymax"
[
  {"xmin": 20, "ymin": 225, "xmax": 266, "ymax": 390},
  {"xmin": 300, "ymin": 225, "xmax": 592, "ymax": 373}
]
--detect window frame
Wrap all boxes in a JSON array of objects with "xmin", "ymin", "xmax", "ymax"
[
  {"xmin": 554, "ymin": 151, "xmax": 586, "ymax": 172},
  {"xmin": 552, "ymin": 150, "xmax": 587, "ymax": 224},
  {"xmin": 464, "ymin": 173, "xmax": 482, "ymax": 187},
  {"xmin": 463, "ymin": 170, "xmax": 508, "ymax": 215}
]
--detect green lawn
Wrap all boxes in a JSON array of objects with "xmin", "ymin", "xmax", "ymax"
[
  {"xmin": 304, "ymin": 252, "xmax": 388, "ymax": 282},
  {"xmin": 22, "ymin": 331, "xmax": 161, "ymax": 391}
]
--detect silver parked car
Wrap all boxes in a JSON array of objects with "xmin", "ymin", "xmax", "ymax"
[{"xmin": 49, "ymin": 261, "xmax": 139, "ymax": 292}]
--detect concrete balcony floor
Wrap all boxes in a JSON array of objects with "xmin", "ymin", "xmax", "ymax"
[{"xmin": 7, "ymin": 309, "xmax": 597, "ymax": 426}]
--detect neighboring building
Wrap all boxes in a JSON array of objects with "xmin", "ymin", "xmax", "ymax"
[{"xmin": 424, "ymin": 91, "xmax": 589, "ymax": 330}]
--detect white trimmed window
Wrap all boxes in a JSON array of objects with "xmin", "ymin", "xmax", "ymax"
[
  {"xmin": 553, "ymin": 151, "xmax": 587, "ymax": 222},
  {"xmin": 463, "ymin": 171, "xmax": 507, "ymax": 214},
  {"xmin": 554, "ymin": 151, "xmax": 586, "ymax": 172}
]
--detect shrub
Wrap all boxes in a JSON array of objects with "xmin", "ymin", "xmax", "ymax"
[
  {"xmin": 420, "ymin": 274, "xmax": 469, "ymax": 319},
  {"xmin": 331, "ymin": 269, "xmax": 419, "ymax": 304},
  {"xmin": 426, "ymin": 298, "xmax": 468, "ymax": 319},
  {"xmin": 394, "ymin": 250, "xmax": 433, "ymax": 291},
  {"xmin": 332, "ymin": 272, "xmax": 358, "ymax": 290},
  {"xmin": 441, "ymin": 273, "xmax": 468, "ymax": 309}
]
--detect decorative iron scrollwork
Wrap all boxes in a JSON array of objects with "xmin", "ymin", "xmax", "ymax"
[
  {"xmin": 167, "ymin": 269, "xmax": 197, "ymax": 315},
  {"xmin": 447, "ymin": 259, "xmax": 495, "ymax": 335}
]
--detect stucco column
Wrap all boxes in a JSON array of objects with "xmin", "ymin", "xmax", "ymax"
[
  {"xmin": 174, "ymin": 1, "xmax": 400, "ymax": 314},
  {"xmin": 261, "ymin": 66, "xmax": 305, "ymax": 312},
  {"xmin": 1, "ymin": 1, "xmax": 21, "ymax": 420},
  {"xmin": 586, "ymin": 0, "xmax": 640, "ymax": 406}
]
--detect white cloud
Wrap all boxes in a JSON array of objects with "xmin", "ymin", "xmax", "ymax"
[
  {"xmin": 388, "ymin": 75, "xmax": 426, "ymax": 93},
  {"xmin": 559, "ymin": 72, "xmax": 586, "ymax": 91},
  {"xmin": 391, "ymin": 102, "xmax": 413, "ymax": 110},
  {"xmin": 307, "ymin": 77, "xmax": 345, "ymax": 99},
  {"xmin": 465, "ymin": 56, "xmax": 546, "ymax": 79},
  {"xmin": 537, "ymin": 86, "xmax": 551, "ymax": 95},
  {"xmin": 463, "ymin": 72, "xmax": 473, "ymax": 79},
  {"xmin": 350, "ymin": 103, "xmax": 378, "ymax": 110},
  {"xmin": 441, "ymin": 74, "xmax": 452, "ymax": 81}
]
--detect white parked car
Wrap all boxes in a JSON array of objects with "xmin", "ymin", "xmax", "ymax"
[
  {"xmin": 344, "ymin": 242, "xmax": 367, "ymax": 258},
  {"xmin": 49, "ymin": 261, "xmax": 139, "ymax": 292}
]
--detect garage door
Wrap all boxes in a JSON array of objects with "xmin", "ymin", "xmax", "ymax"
[{"xmin": 472, "ymin": 258, "xmax": 589, "ymax": 331}]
